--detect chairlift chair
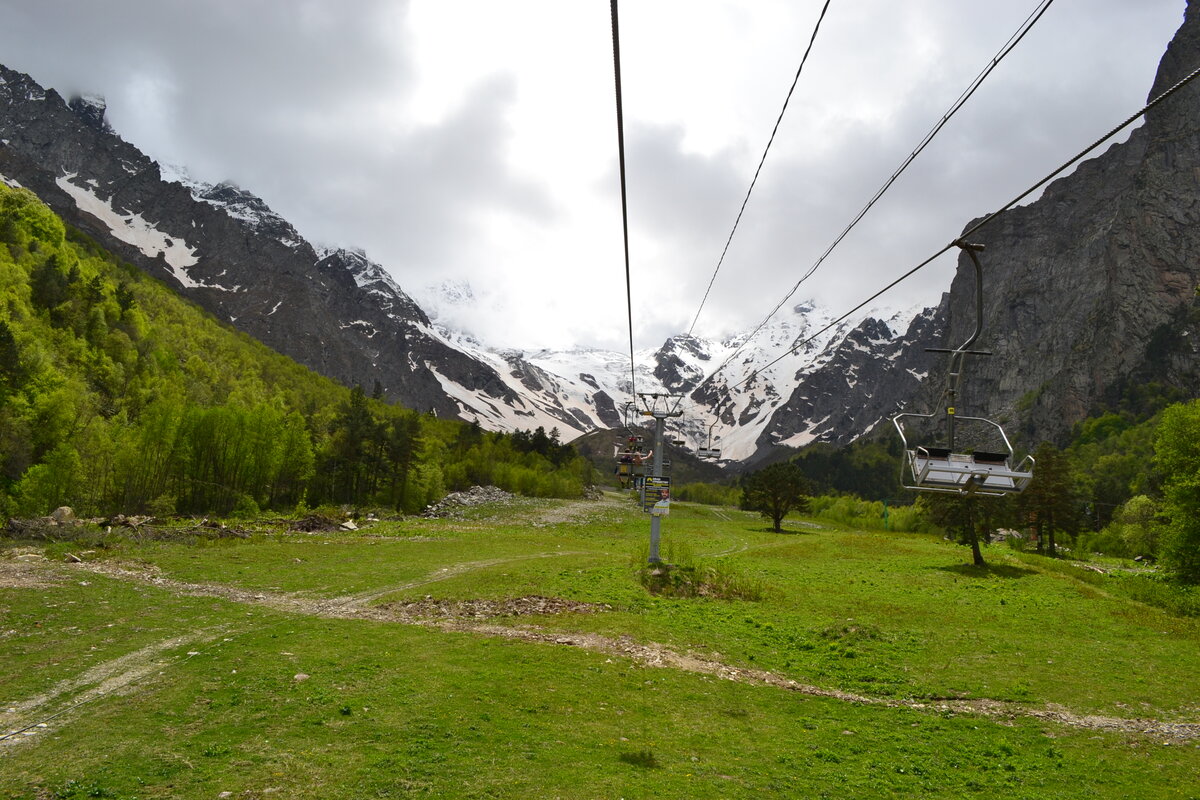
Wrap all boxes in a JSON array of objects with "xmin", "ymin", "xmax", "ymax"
[
  {"xmin": 891, "ymin": 241, "xmax": 1034, "ymax": 496},
  {"xmin": 696, "ymin": 421, "xmax": 722, "ymax": 461}
]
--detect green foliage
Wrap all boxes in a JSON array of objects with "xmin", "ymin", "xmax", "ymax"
[
  {"xmin": 809, "ymin": 494, "xmax": 933, "ymax": 533},
  {"xmin": 740, "ymin": 461, "xmax": 811, "ymax": 532},
  {"xmin": 672, "ymin": 481, "xmax": 740, "ymax": 506},
  {"xmin": 1155, "ymin": 400, "xmax": 1200, "ymax": 584},
  {"xmin": 0, "ymin": 184, "xmax": 592, "ymax": 517},
  {"xmin": 1076, "ymin": 494, "xmax": 1164, "ymax": 560},
  {"xmin": 1067, "ymin": 410, "xmax": 1160, "ymax": 528},
  {"xmin": 789, "ymin": 437, "xmax": 904, "ymax": 501}
]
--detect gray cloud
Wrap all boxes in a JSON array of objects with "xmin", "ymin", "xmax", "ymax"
[{"xmin": 0, "ymin": 0, "xmax": 1188, "ymax": 351}]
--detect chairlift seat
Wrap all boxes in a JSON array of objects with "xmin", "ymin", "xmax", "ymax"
[
  {"xmin": 905, "ymin": 448, "xmax": 1033, "ymax": 496},
  {"xmin": 697, "ymin": 448, "xmax": 722, "ymax": 460},
  {"xmin": 893, "ymin": 412, "xmax": 1034, "ymax": 496}
]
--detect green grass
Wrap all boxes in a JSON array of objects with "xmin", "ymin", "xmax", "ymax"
[{"xmin": 3, "ymin": 493, "xmax": 1198, "ymax": 799}]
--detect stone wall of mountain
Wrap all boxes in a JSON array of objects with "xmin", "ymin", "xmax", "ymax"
[
  {"xmin": 752, "ymin": 307, "xmax": 943, "ymax": 456},
  {"xmin": 0, "ymin": 63, "xmax": 518, "ymax": 418},
  {"xmin": 929, "ymin": 1, "xmax": 1200, "ymax": 447}
]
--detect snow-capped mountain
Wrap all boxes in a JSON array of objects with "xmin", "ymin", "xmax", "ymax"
[{"xmin": 0, "ymin": 61, "xmax": 942, "ymax": 464}]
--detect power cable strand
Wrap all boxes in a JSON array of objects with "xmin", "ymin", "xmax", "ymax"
[
  {"xmin": 611, "ymin": 0, "xmax": 637, "ymax": 400},
  {"xmin": 703, "ymin": 0, "xmax": 1056, "ymax": 386},
  {"xmin": 725, "ymin": 58, "xmax": 1200, "ymax": 394},
  {"xmin": 686, "ymin": 0, "xmax": 833, "ymax": 338}
]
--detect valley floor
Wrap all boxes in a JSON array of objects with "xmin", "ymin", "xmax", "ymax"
[{"xmin": 2, "ymin": 493, "xmax": 1198, "ymax": 799}]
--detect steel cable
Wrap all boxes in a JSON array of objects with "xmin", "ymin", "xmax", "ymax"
[
  {"xmin": 687, "ymin": 0, "xmax": 833, "ymax": 338},
  {"xmin": 610, "ymin": 0, "xmax": 637, "ymax": 400},
  {"xmin": 702, "ymin": 0, "xmax": 1056, "ymax": 383},
  {"xmin": 720, "ymin": 58, "xmax": 1200, "ymax": 395}
]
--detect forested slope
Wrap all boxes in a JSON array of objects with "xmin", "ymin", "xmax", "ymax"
[{"xmin": 0, "ymin": 185, "xmax": 593, "ymax": 517}]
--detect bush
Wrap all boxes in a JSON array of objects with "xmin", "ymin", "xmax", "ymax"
[
  {"xmin": 632, "ymin": 540, "xmax": 766, "ymax": 601},
  {"xmin": 672, "ymin": 482, "xmax": 740, "ymax": 506},
  {"xmin": 809, "ymin": 495, "xmax": 934, "ymax": 534}
]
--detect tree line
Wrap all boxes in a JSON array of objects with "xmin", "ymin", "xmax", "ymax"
[{"xmin": 0, "ymin": 185, "xmax": 594, "ymax": 518}]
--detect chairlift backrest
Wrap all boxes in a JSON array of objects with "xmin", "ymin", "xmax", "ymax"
[{"xmin": 893, "ymin": 413, "xmax": 1034, "ymax": 496}]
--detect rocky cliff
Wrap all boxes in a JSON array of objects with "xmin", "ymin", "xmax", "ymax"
[
  {"xmin": 0, "ymin": 65, "xmax": 531, "ymax": 419},
  {"xmin": 928, "ymin": 1, "xmax": 1200, "ymax": 446}
]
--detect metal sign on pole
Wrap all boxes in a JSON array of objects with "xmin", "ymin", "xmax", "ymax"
[{"xmin": 636, "ymin": 393, "xmax": 684, "ymax": 563}]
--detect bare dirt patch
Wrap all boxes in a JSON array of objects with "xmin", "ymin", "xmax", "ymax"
[
  {"xmin": 0, "ymin": 549, "xmax": 61, "ymax": 589},
  {"xmin": 377, "ymin": 595, "xmax": 611, "ymax": 621}
]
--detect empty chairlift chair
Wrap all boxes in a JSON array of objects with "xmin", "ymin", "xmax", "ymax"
[
  {"xmin": 892, "ymin": 417, "xmax": 1034, "ymax": 496},
  {"xmin": 696, "ymin": 422, "xmax": 721, "ymax": 461},
  {"xmin": 890, "ymin": 241, "xmax": 1034, "ymax": 496}
]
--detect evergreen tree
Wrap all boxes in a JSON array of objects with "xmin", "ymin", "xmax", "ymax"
[{"xmin": 1019, "ymin": 443, "xmax": 1079, "ymax": 556}]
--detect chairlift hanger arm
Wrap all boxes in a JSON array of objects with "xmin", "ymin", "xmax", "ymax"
[
  {"xmin": 950, "ymin": 240, "xmax": 986, "ymax": 354},
  {"xmin": 637, "ymin": 392, "xmax": 685, "ymax": 418}
]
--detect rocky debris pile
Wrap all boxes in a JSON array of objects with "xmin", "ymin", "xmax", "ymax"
[
  {"xmin": 3, "ymin": 508, "xmax": 250, "ymax": 543},
  {"xmin": 5, "ymin": 507, "xmax": 85, "ymax": 538},
  {"xmin": 422, "ymin": 486, "xmax": 515, "ymax": 518},
  {"xmin": 292, "ymin": 513, "xmax": 342, "ymax": 533},
  {"xmin": 380, "ymin": 595, "xmax": 611, "ymax": 621},
  {"xmin": 582, "ymin": 485, "xmax": 604, "ymax": 500}
]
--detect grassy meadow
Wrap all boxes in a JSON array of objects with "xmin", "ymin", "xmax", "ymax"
[{"xmin": 2, "ymin": 493, "xmax": 1198, "ymax": 799}]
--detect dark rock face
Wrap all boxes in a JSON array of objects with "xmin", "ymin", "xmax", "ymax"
[
  {"xmin": 652, "ymin": 334, "xmax": 709, "ymax": 393},
  {"xmin": 0, "ymin": 63, "xmax": 513, "ymax": 418},
  {"xmin": 755, "ymin": 307, "xmax": 943, "ymax": 450},
  {"xmin": 929, "ymin": 1, "xmax": 1200, "ymax": 445}
]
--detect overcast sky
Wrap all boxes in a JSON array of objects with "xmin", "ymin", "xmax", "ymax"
[{"xmin": 0, "ymin": 1, "xmax": 1187, "ymax": 351}]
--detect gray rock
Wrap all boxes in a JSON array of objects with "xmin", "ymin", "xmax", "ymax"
[{"xmin": 49, "ymin": 506, "xmax": 76, "ymax": 524}]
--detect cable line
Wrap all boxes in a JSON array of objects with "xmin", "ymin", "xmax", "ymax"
[
  {"xmin": 717, "ymin": 58, "xmax": 1200, "ymax": 396},
  {"xmin": 610, "ymin": 0, "xmax": 637, "ymax": 399},
  {"xmin": 687, "ymin": 0, "xmax": 833, "ymax": 338},
  {"xmin": 701, "ymin": 0, "xmax": 1056, "ymax": 382}
]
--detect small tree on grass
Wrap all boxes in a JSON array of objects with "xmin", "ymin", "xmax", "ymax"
[{"xmin": 740, "ymin": 461, "xmax": 810, "ymax": 532}]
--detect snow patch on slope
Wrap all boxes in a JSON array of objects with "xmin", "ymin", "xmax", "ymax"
[{"xmin": 55, "ymin": 171, "xmax": 239, "ymax": 291}]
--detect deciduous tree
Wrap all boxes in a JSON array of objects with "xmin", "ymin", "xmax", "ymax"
[{"xmin": 740, "ymin": 461, "xmax": 811, "ymax": 532}]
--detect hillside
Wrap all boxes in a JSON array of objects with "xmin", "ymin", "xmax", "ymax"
[{"xmin": 0, "ymin": 184, "xmax": 594, "ymax": 517}]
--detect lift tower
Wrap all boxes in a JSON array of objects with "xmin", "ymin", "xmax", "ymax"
[{"xmin": 637, "ymin": 393, "xmax": 684, "ymax": 563}]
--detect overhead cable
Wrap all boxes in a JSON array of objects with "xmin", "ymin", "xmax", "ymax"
[
  {"xmin": 703, "ymin": 0, "xmax": 1056, "ymax": 382},
  {"xmin": 720, "ymin": 58, "xmax": 1200, "ymax": 395},
  {"xmin": 686, "ymin": 0, "xmax": 833, "ymax": 338},
  {"xmin": 610, "ymin": 0, "xmax": 637, "ymax": 399}
]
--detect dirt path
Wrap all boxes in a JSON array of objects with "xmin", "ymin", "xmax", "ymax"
[
  {"xmin": 518, "ymin": 493, "xmax": 628, "ymax": 527},
  {"xmin": 69, "ymin": 549, "xmax": 604, "ymax": 615},
  {"xmin": 5, "ymin": 553, "xmax": 1199, "ymax": 747}
]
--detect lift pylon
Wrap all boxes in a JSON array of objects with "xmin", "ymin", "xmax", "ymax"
[{"xmin": 636, "ymin": 393, "xmax": 684, "ymax": 563}]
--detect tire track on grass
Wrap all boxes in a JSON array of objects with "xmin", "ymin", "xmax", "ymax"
[{"xmin": 1, "ymin": 629, "xmax": 226, "ymax": 748}]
